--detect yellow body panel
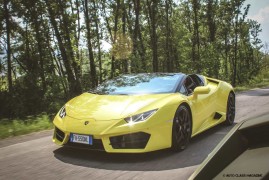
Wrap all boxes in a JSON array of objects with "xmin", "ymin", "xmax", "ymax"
[{"xmin": 53, "ymin": 76, "xmax": 234, "ymax": 153}]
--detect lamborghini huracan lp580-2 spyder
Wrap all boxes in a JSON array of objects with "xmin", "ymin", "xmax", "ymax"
[{"xmin": 53, "ymin": 73, "xmax": 235, "ymax": 153}]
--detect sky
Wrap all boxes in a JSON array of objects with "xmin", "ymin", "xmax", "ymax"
[{"xmin": 245, "ymin": 0, "xmax": 269, "ymax": 46}]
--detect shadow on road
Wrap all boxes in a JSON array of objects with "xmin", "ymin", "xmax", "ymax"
[{"xmin": 53, "ymin": 123, "xmax": 236, "ymax": 171}]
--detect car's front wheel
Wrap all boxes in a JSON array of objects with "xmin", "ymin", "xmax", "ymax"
[{"xmin": 171, "ymin": 105, "xmax": 192, "ymax": 152}]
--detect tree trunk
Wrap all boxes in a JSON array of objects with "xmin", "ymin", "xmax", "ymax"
[
  {"xmin": 110, "ymin": 0, "xmax": 120, "ymax": 77},
  {"xmin": 132, "ymin": 0, "xmax": 146, "ymax": 72},
  {"xmin": 224, "ymin": 32, "xmax": 228, "ymax": 78},
  {"xmin": 75, "ymin": 0, "xmax": 81, "ymax": 82},
  {"xmin": 206, "ymin": 0, "xmax": 216, "ymax": 42},
  {"xmin": 58, "ymin": 0, "xmax": 82, "ymax": 91},
  {"xmin": 33, "ymin": 16, "xmax": 46, "ymax": 92},
  {"xmin": 165, "ymin": 0, "xmax": 172, "ymax": 72},
  {"xmin": 147, "ymin": 0, "xmax": 158, "ymax": 72},
  {"xmin": 4, "ymin": 0, "xmax": 12, "ymax": 93},
  {"xmin": 122, "ymin": 1, "xmax": 128, "ymax": 73},
  {"xmin": 84, "ymin": 0, "xmax": 98, "ymax": 87},
  {"xmin": 45, "ymin": 0, "xmax": 78, "ymax": 97},
  {"xmin": 232, "ymin": 3, "xmax": 239, "ymax": 87},
  {"xmin": 192, "ymin": 0, "xmax": 201, "ymax": 73},
  {"xmin": 93, "ymin": 0, "xmax": 103, "ymax": 82}
]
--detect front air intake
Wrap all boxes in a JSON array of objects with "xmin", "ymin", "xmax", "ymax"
[
  {"xmin": 55, "ymin": 127, "xmax": 65, "ymax": 142},
  {"xmin": 109, "ymin": 132, "xmax": 150, "ymax": 149}
]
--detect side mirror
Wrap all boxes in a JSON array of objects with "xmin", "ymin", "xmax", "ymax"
[{"xmin": 193, "ymin": 86, "xmax": 210, "ymax": 99}]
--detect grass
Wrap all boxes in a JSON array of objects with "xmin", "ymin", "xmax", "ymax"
[
  {"xmin": 0, "ymin": 114, "xmax": 53, "ymax": 139},
  {"xmin": 234, "ymin": 78, "xmax": 269, "ymax": 92}
]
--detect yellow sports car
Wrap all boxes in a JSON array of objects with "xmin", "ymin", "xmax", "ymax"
[{"xmin": 53, "ymin": 73, "xmax": 235, "ymax": 153}]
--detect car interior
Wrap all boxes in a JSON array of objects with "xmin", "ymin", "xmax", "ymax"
[{"xmin": 183, "ymin": 74, "xmax": 205, "ymax": 95}]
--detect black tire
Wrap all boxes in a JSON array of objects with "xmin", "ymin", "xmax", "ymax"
[
  {"xmin": 171, "ymin": 105, "xmax": 192, "ymax": 152},
  {"xmin": 225, "ymin": 92, "xmax": 235, "ymax": 125}
]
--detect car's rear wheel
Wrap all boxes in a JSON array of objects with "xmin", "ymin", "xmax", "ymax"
[
  {"xmin": 225, "ymin": 92, "xmax": 235, "ymax": 125},
  {"xmin": 171, "ymin": 105, "xmax": 192, "ymax": 152}
]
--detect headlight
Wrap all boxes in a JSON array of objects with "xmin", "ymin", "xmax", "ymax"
[
  {"xmin": 59, "ymin": 106, "xmax": 66, "ymax": 119},
  {"xmin": 124, "ymin": 109, "xmax": 158, "ymax": 123}
]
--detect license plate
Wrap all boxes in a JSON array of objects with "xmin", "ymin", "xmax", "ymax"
[{"xmin": 70, "ymin": 133, "xmax": 93, "ymax": 145}]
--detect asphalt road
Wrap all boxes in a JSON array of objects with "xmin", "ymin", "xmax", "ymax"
[{"xmin": 1, "ymin": 87, "xmax": 269, "ymax": 180}]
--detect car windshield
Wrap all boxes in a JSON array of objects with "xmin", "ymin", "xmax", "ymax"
[{"xmin": 90, "ymin": 73, "xmax": 184, "ymax": 95}]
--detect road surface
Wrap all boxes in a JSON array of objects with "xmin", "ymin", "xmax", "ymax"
[{"xmin": 1, "ymin": 87, "xmax": 269, "ymax": 180}]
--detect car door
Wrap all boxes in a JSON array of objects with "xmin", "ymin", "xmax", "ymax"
[{"xmin": 182, "ymin": 76, "xmax": 216, "ymax": 135}]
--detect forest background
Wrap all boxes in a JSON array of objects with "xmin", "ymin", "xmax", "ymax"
[{"xmin": 0, "ymin": 0, "xmax": 269, "ymax": 125}]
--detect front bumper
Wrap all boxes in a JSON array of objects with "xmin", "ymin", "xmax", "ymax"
[
  {"xmin": 54, "ymin": 127, "xmax": 150, "ymax": 151},
  {"xmin": 52, "ymin": 115, "xmax": 172, "ymax": 153}
]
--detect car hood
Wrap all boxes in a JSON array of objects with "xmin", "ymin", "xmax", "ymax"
[{"xmin": 66, "ymin": 93, "xmax": 173, "ymax": 121}]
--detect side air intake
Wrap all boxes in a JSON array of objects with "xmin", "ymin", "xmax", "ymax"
[{"xmin": 213, "ymin": 112, "xmax": 222, "ymax": 120}]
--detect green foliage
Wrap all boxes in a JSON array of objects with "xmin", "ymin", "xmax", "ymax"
[
  {"xmin": 0, "ymin": 74, "xmax": 65, "ymax": 118},
  {"xmin": 0, "ymin": 114, "xmax": 53, "ymax": 139},
  {"xmin": 111, "ymin": 33, "xmax": 133, "ymax": 60},
  {"xmin": 0, "ymin": 0, "xmax": 267, "ymax": 120},
  {"xmin": 234, "ymin": 65, "xmax": 269, "ymax": 92}
]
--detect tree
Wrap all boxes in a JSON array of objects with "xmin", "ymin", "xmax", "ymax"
[
  {"xmin": 83, "ymin": 0, "xmax": 98, "ymax": 87},
  {"xmin": 4, "ymin": 0, "xmax": 12, "ymax": 93},
  {"xmin": 146, "ymin": 0, "xmax": 159, "ymax": 72},
  {"xmin": 0, "ymin": 0, "xmax": 264, "ymax": 118}
]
